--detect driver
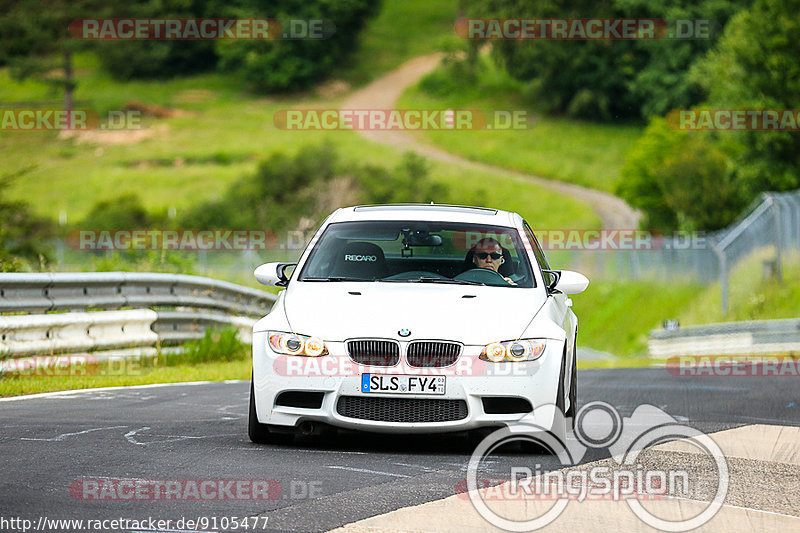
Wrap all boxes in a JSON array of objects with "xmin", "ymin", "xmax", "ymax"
[{"xmin": 469, "ymin": 238, "xmax": 516, "ymax": 285}]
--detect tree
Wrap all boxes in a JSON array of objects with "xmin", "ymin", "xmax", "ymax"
[
  {"xmin": 1, "ymin": 0, "xmax": 109, "ymax": 113},
  {"xmin": 691, "ymin": 0, "xmax": 800, "ymax": 194},
  {"xmin": 617, "ymin": 0, "xmax": 748, "ymax": 118},
  {"xmin": 460, "ymin": 0, "xmax": 748, "ymax": 120},
  {"xmin": 617, "ymin": 117, "xmax": 747, "ymax": 231},
  {"xmin": 216, "ymin": 0, "xmax": 381, "ymax": 92},
  {"xmin": 93, "ymin": 0, "xmax": 219, "ymax": 80}
]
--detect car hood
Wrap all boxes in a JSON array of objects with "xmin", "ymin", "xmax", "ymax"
[{"xmin": 282, "ymin": 282, "xmax": 546, "ymax": 344}]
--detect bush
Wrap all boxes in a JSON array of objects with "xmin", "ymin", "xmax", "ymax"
[
  {"xmin": 181, "ymin": 143, "xmax": 339, "ymax": 230},
  {"xmin": 0, "ymin": 169, "xmax": 55, "ymax": 271},
  {"xmin": 356, "ymin": 152, "xmax": 446, "ymax": 204},
  {"xmin": 181, "ymin": 145, "xmax": 448, "ymax": 232},
  {"xmin": 80, "ymin": 193, "xmax": 159, "ymax": 230},
  {"xmin": 617, "ymin": 118, "xmax": 746, "ymax": 231},
  {"xmin": 216, "ymin": 0, "xmax": 381, "ymax": 92},
  {"xmin": 164, "ymin": 327, "xmax": 250, "ymax": 366},
  {"xmin": 94, "ymin": 0, "xmax": 219, "ymax": 80}
]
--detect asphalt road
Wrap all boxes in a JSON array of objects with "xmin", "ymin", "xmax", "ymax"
[{"xmin": 0, "ymin": 369, "xmax": 798, "ymax": 533}]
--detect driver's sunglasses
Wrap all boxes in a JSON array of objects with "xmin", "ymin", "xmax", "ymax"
[{"xmin": 475, "ymin": 252, "xmax": 502, "ymax": 260}]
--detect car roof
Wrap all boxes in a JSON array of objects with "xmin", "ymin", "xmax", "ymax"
[{"xmin": 328, "ymin": 204, "xmax": 521, "ymax": 226}]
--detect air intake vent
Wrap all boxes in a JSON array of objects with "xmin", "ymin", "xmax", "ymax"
[
  {"xmin": 336, "ymin": 396, "xmax": 468, "ymax": 423},
  {"xmin": 406, "ymin": 341, "xmax": 461, "ymax": 367},
  {"xmin": 275, "ymin": 391, "xmax": 324, "ymax": 409},
  {"xmin": 347, "ymin": 340, "xmax": 400, "ymax": 366}
]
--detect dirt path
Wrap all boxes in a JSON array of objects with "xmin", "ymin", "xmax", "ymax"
[{"xmin": 342, "ymin": 53, "xmax": 641, "ymax": 229}]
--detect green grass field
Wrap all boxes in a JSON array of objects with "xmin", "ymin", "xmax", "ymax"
[
  {"xmin": 397, "ymin": 57, "xmax": 644, "ymax": 193},
  {"xmin": 0, "ymin": 56, "xmax": 599, "ymax": 232},
  {"xmin": 342, "ymin": 0, "xmax": 459, "ymax": 85},
  {"xmin": 679, "ymin": 249, "xmax": 800, "ymax": 325}
]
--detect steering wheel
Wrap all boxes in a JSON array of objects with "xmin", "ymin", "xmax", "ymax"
[{"xmin": 454, "ymin": 268, "xmax": 509, "ymax": 286}]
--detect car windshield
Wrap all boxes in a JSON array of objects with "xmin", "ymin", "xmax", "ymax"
[{"xmin": 298, "ymin": 221, "xmax": 536, "ymax": 287}]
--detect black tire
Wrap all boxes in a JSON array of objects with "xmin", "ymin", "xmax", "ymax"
[
  {"xmin": 248, "ymin": 378, "xmax": 294, "ymax": 445},
  {"xmin": 565, "ymin": 340, "xmax": 578, "ymax": 431},
  {"xmin": 549, "ymin": 347, "xmax": 568, "ymax": 447}
]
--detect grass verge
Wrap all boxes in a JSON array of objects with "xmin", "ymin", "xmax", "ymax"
[
  {"xmin": 575, "ymin": 280, "xmax": 701, "ymax": 357},
  {"xmin": 0, "ymin": 358, "xmax": 250, "ymax": 398},
  {"xmin": 0, "ymin": 328, "xmax": 251, "ymax": 397},
  {"xmin": 397, "ymin": 57, "xmax": 643, "ymax": 193}
]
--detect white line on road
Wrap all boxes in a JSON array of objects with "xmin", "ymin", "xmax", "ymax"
[
  {"xmin": 124, "ymin": 426, "xmax": 151, "ymax": 446},
  {"xmin": 21, "ymin": 425, "xmax": 128, "ymax": 442},
  {"xmin": 326, "ymin": 466, "xmax": 411, "ymax": 478}
]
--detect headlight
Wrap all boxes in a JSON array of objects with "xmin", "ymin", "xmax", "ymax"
[
  {"xmin": 268, "ymin": 332, "xmax": 328, "ymax": 357},
  {"xmin": 480, "ymin": 339, "xmax": 546, "ymax": 362}
]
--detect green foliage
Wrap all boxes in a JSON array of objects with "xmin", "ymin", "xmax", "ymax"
[
  {"xmin": 80, "ymin": 193, "xmax": 160, "ymax": 230},
  {"xmin": 90, "ymin": 251, "xmax": 197, "ymax": 274},
  {"xmin": 617, "ymin": 0, "xmax": 748, "ymax": 118},
  {"xmin": 94, "ymin": 0, "xmax": 218, "ymax": 80},
  {"xmin": 0, "ymin": 168, "xmax": 55, "ymax": 271},
  {"xmin": 653, "ymin": 136, "xmax": 743, "ymax": 230},
  {"xmin": 577, "ymin": 279, "xmax": 701, "ymax": 356},
  {"xmin": 164, "ymin": 327, "xmax": 250, "ymax": 365},
  {"xmin": 1, "ymin": 0, "xmax": 109, "ymax": 106},
  {"xmin": 356, "ymin": 152, "xmax": 447, "ymax": 204},
  {"xmin": 463, "ymin": 0, "xmax": 643, "ymax": 120},
  {"xmin": 692, "ymin": 0, "xmax": 800, "ymax": 194},
  {"xmin": 181, "ymin": 143, "xmax": 339, "ymax": 231},
  {"xmin": 216, "ymin": 0, "xmax": 381, "ymax": 92},
  {"xmin": 182, "ymin": 144, "xmax": 449, "ymax": 231},
  {"xmin": 461, "ymin": 0, "xmax": 747, "ymax": 120},
  {"xmin": 618, "ymin": 118, "xmax": 746, "ymax": 230}
]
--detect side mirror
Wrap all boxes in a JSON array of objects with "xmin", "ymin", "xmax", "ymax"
[
  {"xmin": 554, "ymin": 270, "xmax": 589, "ymax": 295},
  {"xmin": 254, "ymin": 262, "xmax": 296, "ymax": 287}
]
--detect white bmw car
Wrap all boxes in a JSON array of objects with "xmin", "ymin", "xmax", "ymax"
[{"xmin": 249, "ymin": 204, "xmax": 588, "ymax": 444}]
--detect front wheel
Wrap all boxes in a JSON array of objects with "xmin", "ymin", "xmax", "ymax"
[
  {"xmin": 248, "ymin": 377, "xmax": 293, "ymax": 445},
  {"xmin": 565, "ymin": 340, "xmax": 577, "ymax": 431}
]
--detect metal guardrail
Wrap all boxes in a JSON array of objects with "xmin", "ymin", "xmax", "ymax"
[
  {"xmin": 0, "ymin": 272, "xmax": 275, "ymax": 316},
  {"xmin": 0, "ymin": 272, "xmax": 275, "ymax": 358},
  {"xmin": 0, "ymin": 310, "xmax": 159, "ymax": 357},
  {"xmin": 649, "ymin": 318, "xmax": 800, "ymax": 358}
]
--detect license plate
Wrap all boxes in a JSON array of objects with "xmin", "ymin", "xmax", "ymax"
[{"xmin": 361, "ymin": 374, "xmax": 446, "ymax": 395}]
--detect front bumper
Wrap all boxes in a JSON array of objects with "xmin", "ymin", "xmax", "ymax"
[{"xmin": 252, "ymin": 332, "xmax": 566, "ymax": 434}]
